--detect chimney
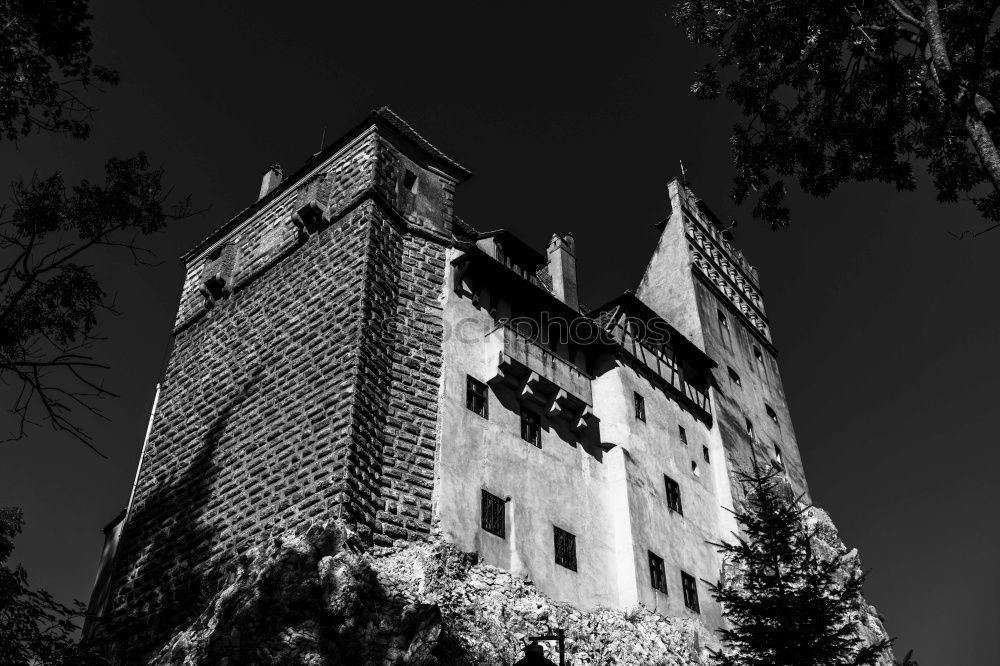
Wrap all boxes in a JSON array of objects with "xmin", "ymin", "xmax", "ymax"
[
  {"xmin": 258, "ymin": 164, "xmax": 283, "ymax": 199},
  {"xmin": 547, "ymin": 233, "xmax": 578, "ymax": 310}
]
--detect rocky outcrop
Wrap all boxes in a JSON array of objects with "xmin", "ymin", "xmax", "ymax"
[
  {"xmin": 151, "ymin": 513, "xmax": 890, "ymax": 666},
  {"xmin": 803, "ymin": 507, "xmax": 894, "ymax": 664},
  {"xmin": 151, "ymin": 521, "xmax": 710, "ymax": 665}
]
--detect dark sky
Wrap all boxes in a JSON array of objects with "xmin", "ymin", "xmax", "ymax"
[{"xmin": 2, "ymin": 2, "xmax": 997, "ymax": 663}]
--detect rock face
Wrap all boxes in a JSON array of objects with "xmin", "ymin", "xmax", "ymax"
[
  {"xmin": 152, "ymin": 514, "xmax": 891, "ymax": 666},
  {"xmin": 802, "ymin": 507, "xmax": 894, "ymax": 665},
  {"xmin": 151, "ymin": 521, "xmax": 711, "ymax": 665}
]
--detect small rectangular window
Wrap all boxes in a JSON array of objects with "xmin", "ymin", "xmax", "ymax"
[
  {"xmin": 681, "ymin": 571, "xmax": 700, "ymax": 612},
  {"xmin": 702, "ymin": 445, "xmax": 710, "ymax": 463},
  {"xmin": 691, "ymin": 460, "xmax": 701, "ymax": 477},
  {"xmin": 717, "ymin": 309, "xmax": 733, "ymax": 351},
  {"xmin": 466, "ymin": 376, "xmax": 488, "ymax": 418},
  {"xmin": 481, "ymin": 490, "xmax": 506, "ymax": 538},
  {"xmin": 678, "ymin": 425, "xmax": 688, "ymax": 446},
  {"xmin": 745, "ymin": 417, "xmax": 754, "ymax": 439},
  {"xmin": 664, "ymin": 475, "xmax": 683, "ymax": 514},
  {"xmin": 753, "ymin": 345, "xmax": 768, "ymax": 382},
  {"xmin": 775, "ymin": 444, "xmax": 784, "ymax": 469},
  {"xmin": 553, "ymin": 526, "xmax": 577, "ymax": 571},
  {"xmin": 728, "ymin": 366, "xmax": 742, "ymax": 387},
  {"xmin": 765, "ymin": 404, "xmax": 778, "ymax": 423},
  {"xmin": 648, "ymin": 551, "xmax": 668, "ymax": 593},
  {"xmin": 633, "ymin": 392, "xmax": 646, "ymax": 422},
  {"xmin": 403, "ymin": 169, "xmax": 419, "ymax": 193},
  {"xmin": 520, "ymin": 408, "xmax": 541, "ymax": 447}
]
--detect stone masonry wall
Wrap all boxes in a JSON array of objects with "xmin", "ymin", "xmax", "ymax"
[
  {"xmin": 102, "ymin": 192, "xmax": 449, "ymax": 661},
  {"xmin": 174, "ymin": 132, "xmax": 380, "ymax": 329}
]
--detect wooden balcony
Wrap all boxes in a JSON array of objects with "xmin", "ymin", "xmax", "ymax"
[{"xmin": 485, "ymin": 323, "xmax": 596, "ymax": 432}]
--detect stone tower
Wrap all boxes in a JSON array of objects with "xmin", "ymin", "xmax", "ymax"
[
  {"xmin": 85, "ymin": 110, "xmax": 875, "ymax": 663},
  {"xmin": 88, "ymin": 108, "xmax": 470, "ymax": 660},
  {"xmin": 637, "ymin": 181, "xmax": 809, "ymax": 505}
]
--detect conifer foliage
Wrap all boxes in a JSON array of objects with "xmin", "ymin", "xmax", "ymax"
[{"xmin": 709, "ymin": 462, "xmax": 891, "ymax": 666}]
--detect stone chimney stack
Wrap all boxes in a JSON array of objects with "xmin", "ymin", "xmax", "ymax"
[
  {"xmin": 547, "ymin": 233, "xmax": 578, "ymax": 310},
  {"xmin": 258, "ymin": 164, "xmax": 283, "ymax": 200}
]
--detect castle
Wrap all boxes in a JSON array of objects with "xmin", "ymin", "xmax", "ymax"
[{"xmin": 84, "ymin": 108, "xmax": 812, "ymax": 661}]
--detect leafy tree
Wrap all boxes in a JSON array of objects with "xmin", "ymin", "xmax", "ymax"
[
  {"xmin": 1, "ymin": 0, "xmax": 194, "ymax": 452},
  {"xmin": 1, "ymin": 155, "xmax": 190, "ymax": 454},
  {"xmin": 708, "ymin": 461, "xmax": 891, "ymax": 666},
  {"xmin": 1, "ymin": 0, "xmax": 119, "ymax": 140},
  {"xmin": 0, "ymin": 507, "xmax": 106, "ymax": 665},
  {"xmin": 674, "ymin": 1, "xmax": 1000, "ymax": 232}
]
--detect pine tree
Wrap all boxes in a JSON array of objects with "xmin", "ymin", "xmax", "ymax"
[{"xmin": 709, "ymin": 461, "xmax": 891, "ymax": 666}]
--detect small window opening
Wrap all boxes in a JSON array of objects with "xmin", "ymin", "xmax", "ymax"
[
  {"xmin": 634, "ymin": 392, "xmax": 646, "ymax": 422},
  {"xmin": 775, "ymin": 444, "xmax": 784, "ymax": 469},
  {"xmin": 728, "ymin": 366, "xmax": 742, "ymax": 387},
  {"xmin": 681, "ymin": 571, "xmax": 700, "ymax": 612},
  {"xmin": 207, "ymin": 245, "xmax": 224, "ymax": 262},
  {"xmin": 745, "ymin": 417, "xmax": 754, "ymax": 439},
  {"xmin": 466, "ymin": 376, "xmax": 488, "ymax": 418},
  {"xmin": 520, "ymin": 408, "xmax": 541, "ymax": 447},
  {"xmin": 717, "ymin": 309, "xmax": 729, "ymax": 330},
  {"xmin": 702, "ymin": 445, "xmax": 710, "ymax": 463},
  {"xmin": 553, "ymin": 526, "xmax": 577, "ymax": 571},
  {"xmin": 402, "ymin": 169, "xmax": 418, "ymax": 193},
  {"xmin": 664, "ymin": 475, "xmax": 683, "ymax": 514},
  {"xmin": 649, "ymin": 552, "xmax": 668, "ymax": 593},
  {"xmin": 765, "ymin": 404, "xmax": 778, "ymax": 423},
  {"xmin": 481, "ymin": 490, "xmax": 506, "ymax": 538},
  {"xmin": 691, "ymin": 460, "xmax": 701, "ymax": 477},
  {"xmin": 678, "ymin": 425, "xmax": 688, "ymax": 446}
]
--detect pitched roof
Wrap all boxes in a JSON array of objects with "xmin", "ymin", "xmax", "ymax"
[{"xmin": 375, "ymin": 107, "xmax": 471, "ymax": 179}]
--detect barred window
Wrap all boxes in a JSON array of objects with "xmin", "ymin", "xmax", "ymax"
[
  {"xmin": 664, "ymin": 475, "xmax": 683, "ymax": 515},
  {"xmin": 466, "ymin": 376, "xmax": 488, "ymax": 418},
  {"xmin": 520, "ymin": 407, "xmax": 541, "ymax": 447},
  {"xmin": 681, "ymin": 571, "xmax": 700, "ymax": 612},
  {"xmin": 648, "ymin": 551, "xmax": 667, "ymax": 593},
  {"xmin": 553, "ymin": 526, "xmax": 577, "ymax": 571},
  {"xmin": 633, "ymin": 392, "xmax": 646, "ymax": 422},
  {"xmin": 480, "ymin": 490, "xmax": 506, "ymax": 538},
  {"xmin": 678, "ymin": 425, "xmax": 688, "ymax": 446}
]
